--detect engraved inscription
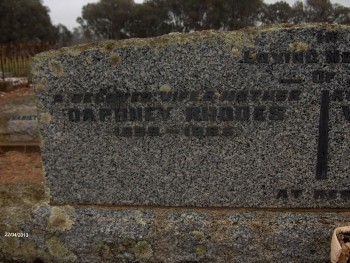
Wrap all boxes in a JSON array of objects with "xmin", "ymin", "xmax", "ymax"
[{"xmin": 56, "ymin": 89, "xmax": 300, "ymax": 138}]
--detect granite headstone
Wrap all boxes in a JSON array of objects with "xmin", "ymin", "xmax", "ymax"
[
  {"xmin": 14, "ymin": 23, "xmax": 350, "ymax": 263},
  {"xmin": 34, "ymin": 24, "xmax": 350, "ymax": 208}
]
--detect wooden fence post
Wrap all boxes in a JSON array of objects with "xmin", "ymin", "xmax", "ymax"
[
  {"xmin": 0, "ymin": 49, "xmax": 5, "ymax": 81},
  {"xmin": 0, "ymin": 42, "xmax": 55, "ymax": 79}
]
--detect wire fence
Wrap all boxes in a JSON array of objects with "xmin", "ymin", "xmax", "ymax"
[{"xmin": 0, "ymin": 43, "xmax": 56, "ymax": 80}]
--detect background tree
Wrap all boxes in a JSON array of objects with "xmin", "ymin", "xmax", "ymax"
[
  {"xmin": 290, "ymin": 1, "xmax": 307, "ymax": 23},
  {"xmin": 179, "ymin": 0, "xmax": 208, "ymax": 31},
  {"xmin": 332, "ymin": 4, "xmax": 350, "ymax": 24},
  {"xmin": 77, "ymin": 0, "xmax": 350, "ymax": 41},
  {"xmin": 0, "ymin": 0, "xmax": 58, "ymax": 43},
  {"xmin": 56, "ymin": 24, "xmax": 73, "ymax": 47},
  {"xmin": 204, "ymin": 0, "xmax": 231, "ymax": 30},
  {"xmin": 163, "ymin": 0, "xmax": 211, "ymax": 32},
  {"xmin": 261, "ymin": 1, "xmax": 293, "ymax": 24},
  {"xmin": 127, "ymin": 0, "xmax": 171, "ymax": 38},
  {"xmin": 78, "ymin": 0, "xmax": 135, "ymax": 40},
  {"xmin": 260, "ymin": 0, "xmax": 350, "ymax": 25},
  {"xmin": 226, "ymin": 0, "xmax": 265, "ymax": 30},
  {"xmin": 145, "ymin": 0, "xmax": 264, "ymax": 32},
  {"xmin": 305, "ymin": 0, "xmax": 334, "ymax": 22}
]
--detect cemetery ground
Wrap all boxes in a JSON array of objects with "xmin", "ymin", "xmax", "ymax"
[
  {"xmin": 0, "ymin": 82, "xmax": 48, "ymax": 262},
  {"xmin": 0, "ymin": 149, "xmax": 43, "ymax": 185},
  {"xmin": 0, "ymin": 82, "xmax": 43, "ymax": 184}
]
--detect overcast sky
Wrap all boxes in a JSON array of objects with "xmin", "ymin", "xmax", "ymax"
[{"xmin": 42, "ymin": 0, "xmax": 350, "ymax": 30}]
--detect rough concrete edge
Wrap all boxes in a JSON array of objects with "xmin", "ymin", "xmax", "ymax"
[
  {"xmin": 0, "ymin": 182, "xmax": 79, "ymax": 262},
  {"xmin": 31, "ymin": 23, "xmax": 350, "ymax": 66},
  {"xmin": 2, "ymin": 182, "xmax": 350, "ymax": 262}
]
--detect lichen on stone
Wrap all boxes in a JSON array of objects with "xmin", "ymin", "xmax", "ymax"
[
  {"xmin": 0, "ymin": 238, "xmax": 47, "ymax": 262},
  {"xmin": 34, "ymin": 78, "xmax": 48, "ymax": 93},
  {"xmin": 0, "ymin": 183, "xmax": 49, "ymax": 262},
  {"xmin": 33, "ymin": 23, "xmax": 349, "ymax": 69},
  {"xmin": 192, "ymin": 230, "xmax": 205, "ymax": 241},
  {"xmin": 195, "ymin": 244, "xmax": 207, "ymax": 256},
  {"xmin": 0, "ymin": 183, "xmax": 47, "ymax": 226},
  {"xmin": 134, "ymin": 211, "xmax": 147, "ymax": 226},
  {"xmin": 180, "ymin": 213, "xmax": 195, "ymax": 224},
  {"xmin": 133, "ymin": 240, "xmax": 153, "ymax": 260},
  {"xmin": 39, "ymin": 113, "xmax": 52, "ymax": 125},
  {"xmin": 288, "ymin": 41, "xmax": 309, "ymax": 52},
  {"xmin": 49, "ymin": 60, "xmax": 64, "ymax": 77},
  {"xmin": 110, "ymin": 52, "xmax": 121, "ymax": 66},
  {"xmin": 46, "ymin": 237, "xmax": 77, "ymax": 262},
  {"xmin": 159, "ymin": 84, "xmax": 172, "ymax": 92},
  {"xmin": 98, "ymin": 243, "xmax": 113, "ymax": 259},
  {"xmin": 47, "ymin": 206, "xmax": 74, "ymax": 232},
  {"xmin": 231, "ymin": 48, "xmax": 241, "ymax": 58},
  {"xmin": 85, "ymin": 55, "xmax": 93, "ymax": 65}
]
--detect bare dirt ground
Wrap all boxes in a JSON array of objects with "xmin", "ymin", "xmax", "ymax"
[
  {"xmin": 0, "ymin": 85, "xmax": 34, "ymax": 104},
  {"xmin": 0, "ymin": 150, "xmax": 43, "ymax": 184}
]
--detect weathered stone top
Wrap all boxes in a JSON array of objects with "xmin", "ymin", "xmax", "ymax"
[
  {"xmin": 33, "ymin": 23, "xmax": 350, "ymax": 208},
  {"xmin": 33, "ymin": 23, "xmax": 348, "ymax": 63}
]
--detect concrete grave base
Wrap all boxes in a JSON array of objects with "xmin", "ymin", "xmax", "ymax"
[{"xmin": 1, "ymin": 184, "xmax": 349, "ymax": 263}]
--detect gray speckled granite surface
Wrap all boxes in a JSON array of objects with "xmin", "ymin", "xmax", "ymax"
[
  {"xmin": 0, "ymin": 184, "xmax": 349, "ymax": 262},
  {"xmin": 33, "ymin": 24, "xmax": 350, "ymax": 207}
]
